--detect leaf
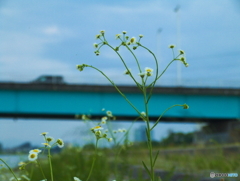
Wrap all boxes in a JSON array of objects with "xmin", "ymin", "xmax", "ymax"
[
  {"xmin": 142, "ymin": 161, "xmax": 151, "ymax": 178},
  {"xmin": 153, "ymin": 150, "xmax": 159, "ymax": 167}
]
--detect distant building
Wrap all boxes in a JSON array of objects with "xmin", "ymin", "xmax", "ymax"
[
  {"xmin": 134, "ymin": 125, "xmax": 155, "ymax": 142},
  {"xmin": 193, "ymin": 121, "xmax": 240, "ymax": 144}
]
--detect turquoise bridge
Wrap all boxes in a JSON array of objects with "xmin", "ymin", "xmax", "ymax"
[{"xmin": 0, "ymin": 82, "xmax": 239, "ymax": 122}]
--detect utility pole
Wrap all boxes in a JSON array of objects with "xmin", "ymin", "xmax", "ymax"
[
  {"xmin": 156, "ymin": 28, "xmax": 162, "ymax": 68},
  {"xmin": 174, "ymin": 5, "xmax": 182, "ymax": 86}
]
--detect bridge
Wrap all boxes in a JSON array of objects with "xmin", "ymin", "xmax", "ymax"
[{"xmin": 0, "ymin": 82, "xmax": 239, "ymax": 123}]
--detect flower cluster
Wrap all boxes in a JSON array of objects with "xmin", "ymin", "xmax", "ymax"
[
  {"xmin": 25, "ymin": 133, "xmax": 65, "ymax": 163},
  {"xmin": 76, "ymin": 64, "xmax": 88, "ymax": 72},
  {"xmin": 112, "ymin": 128, "xmax": 127, "ymax": 134},
  {"xmin": 90, "ymin": 125, "xmax": 112, "ymax": 141},
  {"xmin": 40, "ymin": 132, "xmax": 64, "ymax": 148},
  {"xmin": 28, "ymin": 149, "xmax": 42, "ymax": 161},
  {"xmin": 179, "ymin": 56, "xmax": 188, "ymax": 67},
  {"xmin": 89, "ymin": 110, "xmax": 114, "ymax": 141},
  {"xmin": 138, "ymin": 67, "xmax": 154, "ymax": 79},
  {"xmin": 93, "ymin": 30, "xmax": 144, "ymax": 56},
  {"xmin": 169, "ymin": 45, "xmax": 188, "ymax": 67}
]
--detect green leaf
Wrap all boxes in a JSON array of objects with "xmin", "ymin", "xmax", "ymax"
[
  {"xmin": 142, "ymin": 161, "xmax": 151, "ymax": 178},
  {"xmin": 153, "ymin": 150, "xmax": 159, "ymax": 167}
]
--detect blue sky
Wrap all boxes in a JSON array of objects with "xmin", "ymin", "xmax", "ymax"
[
  {"xmin": 0, "ymin": 0, "xmax": 240, "ymax": 148},
  {"xmin": 1, "ymin": 0, "xmax": 240, "ymax": 86}
]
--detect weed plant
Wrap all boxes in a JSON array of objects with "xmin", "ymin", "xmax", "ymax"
[
  {"xmin": 77, "ymin": 30, "xmax": 189, "ymax": 181},
  {"xmin": 1, "ymin": 31, "xmax": 189, "ymax": 181}
]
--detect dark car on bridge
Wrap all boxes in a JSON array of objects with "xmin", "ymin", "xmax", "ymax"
[{"xmin": 32, "ymin": 75, "xmax": 65, "ymax": 84}]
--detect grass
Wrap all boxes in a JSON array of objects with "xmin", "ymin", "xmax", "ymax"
[
  {"xmin": 1, "ymin": 143, "xmax": 240, "ymax": 181},
  {"xmin": 124, "ymin": 143, "xmax": 240, "ymax": 175}
]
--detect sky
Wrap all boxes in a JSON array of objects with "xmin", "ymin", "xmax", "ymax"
[
  {"xmin": 0, "ymin": 0, "xmax": 240, "ymax": 148},
  {"xmin": 1, "ymin": 0, "xmax": 240, "ymax": 87}
]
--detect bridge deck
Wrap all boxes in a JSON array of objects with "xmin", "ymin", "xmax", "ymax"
[{"xmin": 0, "ymin": 83, "xmax": 239, "ymax": 121}]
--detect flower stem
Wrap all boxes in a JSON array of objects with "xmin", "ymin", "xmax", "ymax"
[
  {"xmin": 47, "ymin": 148, "xmax": 54, "ymax": 181},
  {"xmin": 86, "ymin": 139, "xmax": 99, "ymax": 181},
  {"xmin": 37, "ymin": 160, "xmax": 46, "ymax": 179},
  {"xmin": 0, "ymin": 159, "xmax": 18, "ymax": 181},
  {"xmin": 151, "ymin": 104, "xmax": 185, "ymax": 131},
  {"xmin": 86, "ymin": 65, "xmax": 141, "ymax": 116},
  {"xmin": 107, "ymin": 44, "xmax": 142, "ymax": 90},
  {"xmin": 142, "ymin": 82, "xmax": 155, "ymax": 181}
]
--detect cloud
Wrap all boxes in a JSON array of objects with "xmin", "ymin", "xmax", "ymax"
[
  {"xmin": 43, "ymin": 26, "xmax": 60, "ymax": 35},
  {"xmin": 0, "ymin": 29, "xmax": 74, "ymax": 81}
]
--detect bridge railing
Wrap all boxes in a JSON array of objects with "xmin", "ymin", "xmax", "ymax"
[{"xmin": 1, "ymin": 75, "xmax": 239, "ymax": 89}]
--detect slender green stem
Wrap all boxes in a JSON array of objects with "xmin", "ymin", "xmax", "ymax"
[
  {"xmin": 139, "ymin": 45, "xmax": 159, "ymax": 97},
  {"xmin": 142, "ymin": 79, "xmax": 155, "ymax": 181},
  {"xmin": 110, "ymin": 116, "xmax": 140, "ymax": 179},
  {"xmin": 147, "ymin": 54, "xmax": 182, "ymax": 90},
  {"xmin": 0, "ymin": 159, "xmax": 18, "ymax": 181},
  {"xmin": 116, "ymin": 116, "xmax": 140, "ymax": 147},
  {"xmin": 106, "ymin": 120, "xmax": 117, "ymax": 145},
  {"xmin": 47, "ymin": 148, "xmax": 54, "ymax": 181},
  {"xmin": 106, "ymin": 44, "xmax": 142, "ymax": 90},
  {"xmin": 150, "ymin": 104, "xmax": 184, "ymax": 131},
  {"xmin": 171, "ymin": 48, "xmax": 175, "ymax": 58},
  {"xmin": 86, "ymin": 65, "xmax": 141, "ymax": 116},
  {"xmin": 37, "ymin": 160, "xmax": 46, "ymax": 179},
  {"xmin": 125, "ymin": 44, "xmax": 142, "ymax": 73},
  {"xmin": 86, "ymin": 139, "xmax": 99, "ymax": 181}
]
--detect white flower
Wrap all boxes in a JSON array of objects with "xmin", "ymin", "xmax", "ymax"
[
  {"xmin": 113, "ymin": 130, "xmax": 118, "ymax": 134},
  {"xmin": 42, "ymin": 143, "xmax": 51, "ymax": 148},
  {"xmin": 18, "ymin": 161, "xmax": 25, "ymax": 166},
  {"xmin": 145, "ymin": 67, "xmax": 153, "ymax": 77},
  {"xmin": 145, "ymin": 67, "xmax": 153, "ymax": 73},
  {"xmin": 122, "ymin": 128, "xmax": 127, "ymax": 132},
  {"xmin": 118, "ymin": 129, "xmax": 123, "ymax": 133},
  {"xmin": 82, "ymin": 114, "xmax": 87, "ymax": 120},
  {"xmin": 141, "ymin": 112, "xmax": 146, "ymax": 117},
  {"xmin": 138, "ymin": 72, "xmax": 146, "ymax": 78},
  {"xmin": 46, "ymin": 136, "xmax": 55, "ymax": 143},
  {"xmin": 29, "ymin": 149, "xmax": 42, "ymax": 154},
  {"xmin": 106, "ymin": 110, "xmax": 113, "ymax": 117},
  {"xmin": 57, "ymin": 138, "xmax": 64, "ymax": 148},
  {"xmin": 101, "ymin": 116, "xmax": 107, "ymax": 124},
  {"xmin": 116, "ymin": 34, "xmax": 121, "ymax": 39},
  {"xmin": 129, "ymin": 37, "xmax": 136, "ymax": 44},
  {"xmin": 96, "ymin": 34, "xmax": 101, "ymax": 39},
  {"xmin": 93, "ymin": 43, "xmax": 98, "ymax": 48},
  {"xmin": 179, "ymin": 50, "xmax": 184, "ymax": 54},
  {"xmin": 91, "ymin": 125, "xmax": 103, "ymax": 131},
  {"xmin": 28, "ymin": 152, "xmax": 38, "ymax": 161},
  {"xmin": 40, "ymin": 132, "xmax": 48, "ymax": 136},
  {"xmin": 73, "ymin": 177, "xmax": 82, "ymax": 181}
]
